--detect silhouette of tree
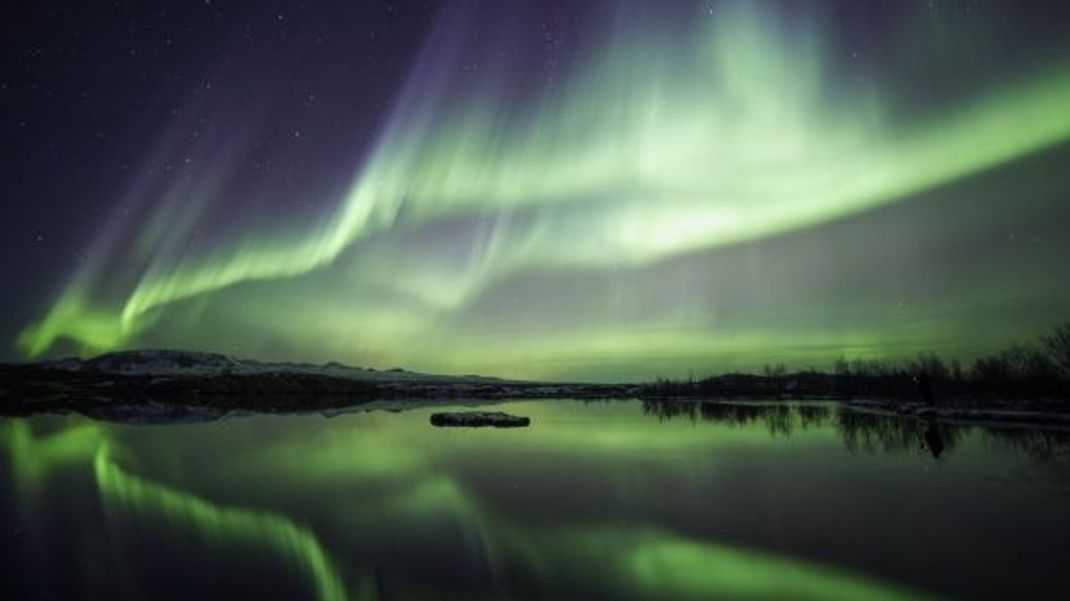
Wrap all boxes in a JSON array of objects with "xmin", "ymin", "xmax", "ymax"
[{"xmin": 1043, "ymin": 322, "xmax": 1070, "ymax": 377}]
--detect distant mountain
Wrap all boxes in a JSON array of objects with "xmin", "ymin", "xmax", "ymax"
[
  {"xmin": 77, "ymin": 349, "xmax": 238, "ymax": 375},
  {"xmin": 42, "ymin": 349, "xmax": 500, "ymax": 383},
  {"xmin": 1, "ymin": 349, "xmax": 634, "ymax": 417}
]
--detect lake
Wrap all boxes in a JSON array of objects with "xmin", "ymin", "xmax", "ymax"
[{"xmin": 2, "ymin": 400, "xmax": 1069, "ymax": 600}]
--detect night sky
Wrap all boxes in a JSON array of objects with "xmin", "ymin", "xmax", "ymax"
[{"xmin": 3, "ymin": 1, "xmax": 1070, "ymax": 381}]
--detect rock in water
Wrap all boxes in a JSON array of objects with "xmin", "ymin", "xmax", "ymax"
[{"xmin": 430, "ymin": 411, "xmax": 530, "ymax": 428}]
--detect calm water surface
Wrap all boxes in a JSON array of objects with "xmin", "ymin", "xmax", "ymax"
[{"xmin": 2, "ymin": 400, "xmax": 1069, "ymax": 600}]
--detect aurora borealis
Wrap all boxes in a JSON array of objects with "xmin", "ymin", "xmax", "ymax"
[{"xmin": 5, "ymin": 1, "xmax": 1070, "ymax": 379}]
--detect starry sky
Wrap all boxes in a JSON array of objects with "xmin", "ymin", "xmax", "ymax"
[{"xmin": 3, "ymin": 0, "xmax": 1070, "ymax": 381}]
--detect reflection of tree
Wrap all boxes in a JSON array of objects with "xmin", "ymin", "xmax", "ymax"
[
  {"xmin": 923, "ymin": 422, "xmax": 946, "ymax": 459},
  {"xmin": 985, "ymin": 428, "xmax": 1070, "ymax": 465},
  {"xmin": 643, "ymin": 401, "xmax": 1070, "ymax": 464},
  {"xmin": 648, "ymin": 401, "xmax": 1046, "ymax": 460},
  {"xmin": 643, "ymin": 399, "xmax": 700, "ymax": 422},
  {"xmin": 836, "ymin": 410, "xmax": 963, "ymax": 458},
  {"xmin": 639, "ymin": 401, "xmax": 1065, "ymax": 460},
  {"xmin": 798, "ymin": 405, "xmax": 831, "ymax": 429},
  {"xmin": 642, "ymin": 401, "xmax": 832, "ymax": 437}
]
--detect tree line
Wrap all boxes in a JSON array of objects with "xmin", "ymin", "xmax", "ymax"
[{"xmin": 642, "ymin": 322, "xmax": 1070, "ymax": 402}]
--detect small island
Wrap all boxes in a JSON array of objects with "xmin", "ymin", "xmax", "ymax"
[{"xmin": 430, "ymin": 411, "xmax": 531, "ymax": 428}]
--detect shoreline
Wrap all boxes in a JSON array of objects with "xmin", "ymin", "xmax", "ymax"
[{"xmin": 3, "ymin": 360, "xmax": 1070, "ymax": 429}]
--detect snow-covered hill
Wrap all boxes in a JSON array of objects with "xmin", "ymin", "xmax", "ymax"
[{"xmin": 45, "ymin": 349, "xmax": 499, "ymax": 383}]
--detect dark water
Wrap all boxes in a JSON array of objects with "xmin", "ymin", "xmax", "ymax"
[{"xmin": 2, "ymin": 400, "xmax": 1069, "ymax": 601}]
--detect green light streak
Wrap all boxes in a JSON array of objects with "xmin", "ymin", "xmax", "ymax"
[
  {"xmin": 93, "ymin": 444, "xmax": 350, "ymax": 601},
  {"xmin": 619, "ymin": 530, "xmax": 933, "ymax": 601},
  {"xmin": 17, "ymin": 2, "xmax": 1070, "ymax": 373},
  {"xmin": 229, "ymin": 407, "xmax": 926, "ymax": 600},
  {"xmin": 4, "ymin": 420, "xmax": 107, "ymax": 489},
  {"xmin": 18, "ymin": 293, "xmax": 138, "ymax": 359},
  {"xmin": 3, "ymin": 408, "xmax": 948, "ymax": 599}
]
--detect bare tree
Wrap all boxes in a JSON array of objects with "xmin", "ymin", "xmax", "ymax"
[{"xmin": 1043, "ymin": 322, "xmax": 1070, "ymax": 377}]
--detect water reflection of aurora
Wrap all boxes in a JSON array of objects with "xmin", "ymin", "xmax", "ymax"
[{"xmin": 0, "ymin": 405, "xmax": 945, "ymax": 601}]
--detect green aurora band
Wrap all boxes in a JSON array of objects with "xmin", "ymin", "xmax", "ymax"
[
  {"xmin": 93, "ymin": 444, "xmax": 351, "ymax": 601},
  {"xmin": 16, "ymin": 2, "xmax": 1070, "ymax": 378},
  {"xmin": 1, "ymin": 421, "xmax": 355, "ymax": 600}
]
